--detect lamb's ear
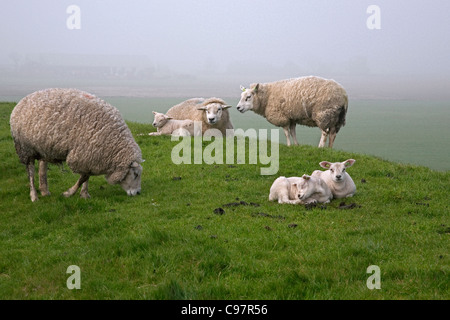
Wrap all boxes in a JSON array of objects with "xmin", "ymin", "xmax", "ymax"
[
  {"xmin": 223, "ymin": 105, "xmax": 232, "ymax": 109},
  {"xmin": 252, "ymin": 83, "xmax": 260, "ymax": 93},
  {"xmin": 164, "ymin": 115, "xmax": 173, "ymax": 120},
  {"xmin": 302, "ymin": 174, "xmax": 310, "ymax": 180},
  {"xmin": 240, "ymin": 85, "xmax": 246, "ymax": 92},
  {"xmin": 197, "ymin": 106, "xmax": 207, "ymax": 111},
  {"xmin": 344, "ymin": 159, "xmax": 356, "ymax": 168},
  {"xmin": 152, "ymin": 111, "xmax": 156, "ymax": 115},
  {"xmin": 319, "ymin": 161, "xmax": 332, "ymax": 169}
]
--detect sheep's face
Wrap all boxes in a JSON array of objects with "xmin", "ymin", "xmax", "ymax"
[
  {"xmin": 237, "ymin": 84, "xmax": 259, "ymax": 113},
  {"xmin": 120, "ymin": 162, "xmax": 142, "ymax": 196},
  {"xmin": 320, "ymin": 159, "xmax": 355, "ymax": 182},
  {"xmin": 198, "ymin": 104, "xmax": 230, "ymax": 125},
  {"xmin": 296, "ymin": 175, "xmax": 316, "ymax": 200},
  {"xmin": 152, "ymin": 111, "xmax": 171, "ymax": 128}
]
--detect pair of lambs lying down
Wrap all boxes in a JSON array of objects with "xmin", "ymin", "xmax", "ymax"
[
  {"xmin": 151, "ymin": 98, "xmax": 234, "ymax": 137},
  {"xmin": 269, "ymin": 159, "xmax": 356, "ymax": 205},
  {"xmin": 237, "ymin": 76, "xmax": 348, "ymax": 147},
  {"xmin": 10, "ymin": 88, "xmax": 144, "ymax": 202}
]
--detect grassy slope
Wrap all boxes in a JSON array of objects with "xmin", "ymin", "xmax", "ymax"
[{"xmin": 0, "ymin": 102, "xmax": 448, "ymax": 299}]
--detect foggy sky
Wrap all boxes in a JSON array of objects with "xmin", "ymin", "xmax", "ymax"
[{"xmin": 1, "ymin": 0, "xmax": 450, "ymax": 98}]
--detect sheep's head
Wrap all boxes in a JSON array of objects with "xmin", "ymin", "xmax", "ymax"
[
  {"xmin": 237, "ymin": 83, "xmax": 259, "ymax": 113},
  {"xmin": 197, "ymin": 100, "xmax": 231, "ymax": 125},
  {"xmin": 152, "ymin": 111, "xmax": 171, "ymax": 128},
  {"xmin": 319, "ymin": 159, "xmax": 355, "ymax": 182},
  {"xmin": 296, "ymin": 175, "xmax": 317, "ymax": 200},
  {"xmin": 106, "ymin": 161, "xmax": 143, "ymax": 196}
]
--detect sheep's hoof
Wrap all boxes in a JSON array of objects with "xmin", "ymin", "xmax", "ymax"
[
  {"xmin": 80, "ymin": 192, "xmax": 91, "ymax": 199},
  {"xmin": 30, "ymin": 191, "xmax": 39, "ymax": 202},
  {"xmin": 41, "ymin": 191, "xmax": 51, "ymax": 197},
  {"xmin": 62, "ymin": 191, "xmax": 73, "ymax": 198}
]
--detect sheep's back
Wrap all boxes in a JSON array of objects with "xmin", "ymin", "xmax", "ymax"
[
  {"xmin": 10, "ymin": 88, "xmax": 139, "ymax": 173},
  {"xmin": 263, "ymin": 77, "xmax": 347, "ymax": 128}
]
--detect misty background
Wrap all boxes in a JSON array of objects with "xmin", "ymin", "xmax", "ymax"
[{"xmin": 1, "ymin": 0, "xmax": 450, "ymax": 100}]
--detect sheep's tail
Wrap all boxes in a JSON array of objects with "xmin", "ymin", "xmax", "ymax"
[{"xmin": 340, "ymin": 95, "xmax": 348, "ymax": 127}]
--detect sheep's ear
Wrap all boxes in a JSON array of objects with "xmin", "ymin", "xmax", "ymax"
[
  {"xmin": 223, "ymin": 105, "xmax": 232, "ymax": 109},
  {"xmin": 130, "ymin": 161, "xmax": 140, "ymax": 168},
  {"xmin": 302, "ymin": 174, "xmax": 310, "ymax": 180},
  {"xmin": 240, "ymin": 85, "xmax": 246, "ymax": 92},
  {"xmin": 344, "ymin": 159, "xmax": 355, "ymax": 168},
  {"xmin": 319, "ymin": 161, "xmax": 332, "ymax": 169},
  {"xmin": 197, "ymin": 106, "xmax": 207, "ymax": 111},
  {"xmin": 164, "ymin": 115, "xmax": 173, "ymax": 120},
  {"xmin": 152, "ymin": 111, "xmax": 157, "ymax": 115},
  {"xmin": 106, "ymin": 169, "xmax": 128, "ymax": 184},
  {"xmin": 253, "ymin": 83, "xmax": 260, "ymax": 93}
]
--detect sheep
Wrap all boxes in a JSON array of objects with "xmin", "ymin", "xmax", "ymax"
[
  {"xmin": 311, "ymin": 159, "xmax": 356, "ymax": 198},
  {"xmin": 269, "ymin": 174, "xmax": 332, "ymax": 205},
  {"xmin": 165, "ymin": 97, "xmax": 234, "ymax": 136},
  {"xmin": 149, "ymin": 111, "xmax": 200, "ymax": 136},
  {"xmin": 237, "ymin": 76, "xmax": 348, "ymax": 147},
  {"xmin": 10, "ymin": 88, "xmax": 143, "ymax": 202}
]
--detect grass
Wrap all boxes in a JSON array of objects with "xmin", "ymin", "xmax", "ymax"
[{"xmin": 0, "ymin": 102, "xmax": 448, "ymax": 299}]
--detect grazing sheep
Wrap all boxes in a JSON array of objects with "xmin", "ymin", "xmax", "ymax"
[
  {"xmin": 237, "ymin": 76, "xmax": 348, "ymax": 147},
  {"xmin": 269, "ymin": 175, "xmax": 332, "ymax": 204},
  {"xmin": 149, "ymin": 111, "xmax": 199, "ymax": 136},
  {"xmin": 10, "ymin": 88, "xmax": 143, "ymax": 202},
  {"xmin": 312, "ymin": 159, "xmax": 356, "ymax": 198},
  {"xmin": 166, "ymin": 98, "xmax": 234, "ymax": 136}
]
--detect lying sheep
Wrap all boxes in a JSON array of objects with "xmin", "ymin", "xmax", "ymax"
[
  {"xmin": 269, "ymin": 175, "xmax": 332, "ymax": 205},
  {"xmin": 149, "ymin": 111, "xmax": 200, "ymax": 136},
  {"xmin": 237, "ymin": 76, "xmax": 348, "ymax": 147},
  {"xmin": 312, "ymin": 159, "xmax": 356, "ymax": 198},
  {"xmin": 166, "ymin": 98, "xmax": 234, "ymax": 136},
  {"xmin": 10, "ymin": 88, "xmax": 143, "ymax": 202}
]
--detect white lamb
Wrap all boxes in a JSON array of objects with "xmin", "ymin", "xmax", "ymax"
[
  {"xmin": 311, "ymin": 159, "xmax": 356, "ymax": 199},
  {"xmin": 269, "ymin": 175, "xmax": 332, "ymax": 205},
  {"xmin": 149, "ymin": 111, "xmax": 200, "ymax": 136}
]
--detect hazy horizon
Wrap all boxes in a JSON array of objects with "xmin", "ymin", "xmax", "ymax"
[{"xmin": 1, "ymin": 1, "xmax": 450, "ymax": 99}]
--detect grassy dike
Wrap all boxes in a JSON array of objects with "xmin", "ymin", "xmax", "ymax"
[{"xmin": 0, "ymin": 102, "xmax": 448, "ymax": 299}]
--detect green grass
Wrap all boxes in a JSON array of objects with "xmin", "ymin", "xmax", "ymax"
[{"xmin": 0, "ymin": 102, "xmax": 448, "ymax": 299}]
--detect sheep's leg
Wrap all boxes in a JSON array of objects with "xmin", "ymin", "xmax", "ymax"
[
  {"xmin": 80, "ymin": 180, "xmax": 90, "ymax": 199},
  {"xmin": 282, "ymin": 126, "xmax": 291, "ymax": 146},
  {"xmin": 27, "ymin": 161, "xmax": 39, "ymax": 202},
  {"xmin": 38, "ymin": 160, "xmax": 50, "ymax": 196},
  {"xmin": 328, "ymin": 129, "xmax": 337, "ymax": 148},
  {"xmin": 318, "ymin": 130, "xmax": 328, "ymax": 148},
  {"xmin": 289, "ymin": 122, "xmax": 299, "ymax": 145},
  {"xmin": 63, "ymin": 174, "xmax": 89, "ymax": 198}
]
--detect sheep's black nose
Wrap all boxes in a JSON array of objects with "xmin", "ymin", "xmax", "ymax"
[{"xmin": 336, "ymin": 175, "xmax": 342, "ymax": 179}]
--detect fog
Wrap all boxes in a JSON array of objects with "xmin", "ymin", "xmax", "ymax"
[{"xmin": 1, "ymin": 0, "xmax": 450, "ymax": 99}]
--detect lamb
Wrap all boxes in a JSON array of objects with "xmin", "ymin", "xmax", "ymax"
[
  {"xmin": 10, "ymin": 88, "xmax": 143, "ymax": 202},
  {"xmin": 269, "ymin": 175, "xmax": 332, "ymax": 205},
  {"xmin": 237, "ymin": 76, "xmax": 348, "ymax": 147},
  {"xmin": 149, "ymin": 111, "xmax": 200, "ymax": 136},
  {"xmin": 311, "ymin": 159, "xmax": 356, "ymax": 198},
  {"xmin": 165, "ymin": 98, "xmax": 234, "ymax": 136}
]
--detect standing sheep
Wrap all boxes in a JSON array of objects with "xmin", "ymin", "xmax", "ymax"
[
  {"xmin": 237, "ymin": 76, "xmax": 348, "ymax": 147},
  {"xmin": 166, "ymin": 98, "xmax": 234, "ymax": 136},
  {"xmin": 10, "ymin": 88, "xmax": 143, "ymax": 202},
  {"xmin": 311, "ymin": 159, "xmax": 356, "ymax": 198}
]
